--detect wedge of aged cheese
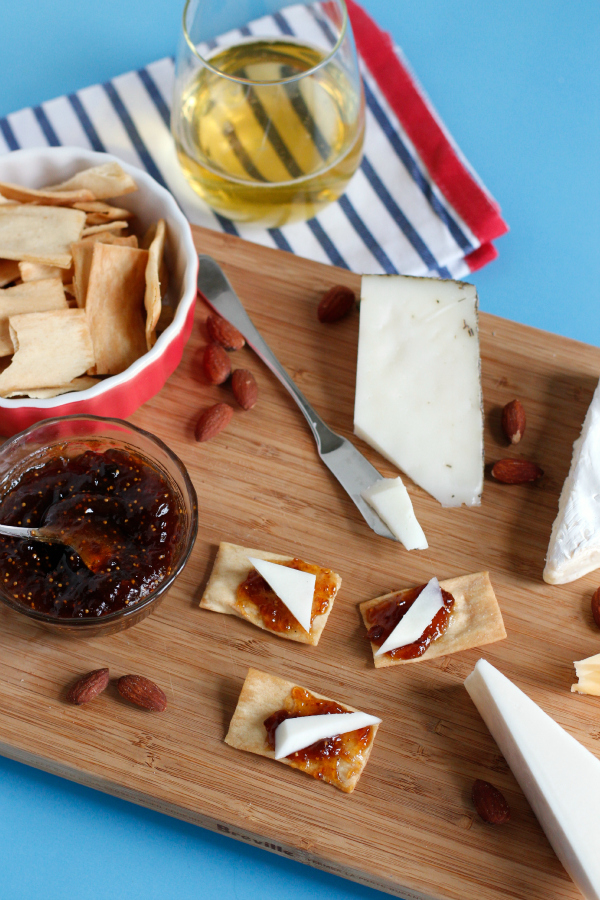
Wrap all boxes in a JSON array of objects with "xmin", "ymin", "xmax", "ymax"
[
  {"xmin": 544, "ymin": 378, "xmax": 600, "ymax": 584},
  {"xmin": 572, "ymin": 653, "xmax": 600, "ymax": 696},
  {"xmin": 375, "ymin": 577, "xmax": 443, "ymax": 656},
  {"xmin": 274, "ymin": 712, "xmax": 381, "ymax": 759},
  {"xmin": 465, "ymin": 659, "xmax": 600, "ymax": 900},
  {"xmin": 361, "ymin": 477, "xmax": 428, "ymax": 550},
  {"xmin": 354, "ymin": 275, "xmax": 483, "ymax": 507},
  {"xmin": 248, "ymin": 556, "xmax": 315, "ymax": 633}
]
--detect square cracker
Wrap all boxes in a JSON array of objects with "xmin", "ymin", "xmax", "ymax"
[
  {"xmin": 0, "ymin": 205, "xmax": 85, "ymax": 268},
  {"xmin": 201, "ymin": 541, "xmax": 341, "ymax": 646},
  {"xmin": 0, "ymin": 278, "xmax": 68, "ymax": 356},
  {"xmin": 85, "ymin": 242, "xmax": 148, "ymax": 375},
  {"xmin": 225, "ymin": 668, "xmax": 379, "ymax": 793},
  {"xmin": 359, "ymin": 571, "xmax": 506, "ymax": 668},
  {"xmin": 0, "ymin": 308, "xmax": 95, "ymax": 395}
]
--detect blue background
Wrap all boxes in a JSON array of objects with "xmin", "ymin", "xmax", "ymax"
[{"xmin": 0, "ymin": 1, "xmax": 599, "ymax": 898}]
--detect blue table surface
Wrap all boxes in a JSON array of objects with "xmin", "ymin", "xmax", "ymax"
[{"xmin": 0, "ymin": 2, "xmax": 599, "ymax": 898}]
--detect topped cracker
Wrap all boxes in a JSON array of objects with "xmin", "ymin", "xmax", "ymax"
[
  {"xmin": 201, "ymin": 541, "xmax": 341, "ymax": 646},
  {"xmin": 359, "ymin": 571, "xmax": 506, "ymax": 668},
  {"xmin": 225, "ymin": 668, "xmax": 380, "ymax": 793}
]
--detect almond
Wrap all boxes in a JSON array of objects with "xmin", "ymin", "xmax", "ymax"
[
  {"xmin": 203, "ymin": 342, "xmax": 231, "ymax": 384},
  {"xmin": 117, "ymin": 674, "xmax": 167, "ymax": 711},
  {"xmin": 502, "ymin": 399, "xmax": 526, "ymax": 444},
  {"xmin": 592, "ymin": 588, "xmax": 600, "ymax": 629},
  {"xmin": 206, "ymin": 313, "xmax": 245, "ymax": 350},
  {"xmin": 317, "ymin": 285, "xmax": 356, "ymax": 323},
  {"xmin": 195, "ymin": 402, "xmax": 234, "ymax": 442},
  {"xmin": 231, "ymin": 368, "xmax": 258, "ymax": 410},
  {"xmin": 472, "ymin": 779, "xmax": 511, "ymax": 824},
  {"xmin": 491, "ymin": 458, "xmax": 543, "ymax": 483},
  {"xmin": 66, "ymin": 667, "xmax": 109, "ymax": 705}
]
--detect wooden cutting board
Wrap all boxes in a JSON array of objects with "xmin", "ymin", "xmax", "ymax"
[{"xmin": 1, "ymin": 225, "xmax": 599, "ymax": 900}]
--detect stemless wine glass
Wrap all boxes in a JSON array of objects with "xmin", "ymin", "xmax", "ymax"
[{"xmin": 171, "ymin": 0, "xmax": 365, "ymax": 226}]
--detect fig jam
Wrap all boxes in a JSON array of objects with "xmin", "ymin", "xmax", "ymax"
[
  {"xmin": 0, "ymin": 446, "xmax": 185, "ymax": 618},
  {"xmin": 264, "ymin": 687, "xmax": 374, "ymax": 790},
  {"xmin": 236, "ymin": 558, "xmax": 337, "ymax": 634},
  {"xmin": 365, "ymin": 583, "xmax": 455, "ymax": 660}
]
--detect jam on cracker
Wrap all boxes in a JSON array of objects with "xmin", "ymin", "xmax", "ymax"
[
  {"xmin": 0, "ymin": 444, "xmax": 185, "ymax": 618},
  {"xmin": 236, "ymin": 558, "xmax": 337, "ymax": 634},
  {"xmin": 365, "ymin": 583, "xmax": 455, "ymax": 660},
  {"xmin": 264, "ymin": 687, "xmax": 373, "ymax": 789}
]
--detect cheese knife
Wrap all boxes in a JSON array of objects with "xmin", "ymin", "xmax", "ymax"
[{"xmin": 197, "ymin": 255, "xmax": 397, "ymax": 541}]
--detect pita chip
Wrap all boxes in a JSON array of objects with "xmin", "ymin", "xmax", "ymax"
[
  {"xmin": 19, "ymin": 261, "xmax": 72, "ymax": 284},
  {"xmin": 5, "ymin": 376, "xmax": 99, "ymax": 399},
  {"xmin": 0, "ymin": 308, "xmax": 95, "ymax": 395},
  {"xmin": 0, "ymin": 259, "xmax": 20, "ymax": 288},
  {"xmin": 0, "ymin": 278, "xmax": 68, "ymax": 356},
  {"xmin": 143, "ymin": 219, "xmax": 166, "ymax": 349},
  {"xmin": 46, "ymin": 162, "xmax": 137, "ymax": 200},
  {"xmin": 0, "ymin": 205, "xmax": 85, "ymax": 268},
  {"xmin": 81, "ymin": 221, "xmax": 128, "ymax": 237},
  {"xmin": 70, "ymin": 240, "xmax": 96, "ymax": 308},
  {"xmin": 85, "ymin": 242, "xmax": 148, "ymax": 375},
  {"xmin": 81, "ymin": 232, "xmax": 138, "ymax": 248},
  {"xmin": 0, "ymin": 181, "xmax": 94, "ymax": 206}
]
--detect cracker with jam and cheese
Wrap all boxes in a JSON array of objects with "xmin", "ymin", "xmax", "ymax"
[
  {"xmin": 225, "ymin": 668, "xmax": 380, "ymax": 793},
  {"xmin": 359, "ymin": 571, "xmax": 505, "ymax": 668},
  {"xmin": 200, "ymin": 541, "xmax": 341, "ymax": 645}
]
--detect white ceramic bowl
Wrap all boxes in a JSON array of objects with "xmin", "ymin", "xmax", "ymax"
[{"xmin": 0, "ymin": 146, "xmax": 198, "ymax": 436}]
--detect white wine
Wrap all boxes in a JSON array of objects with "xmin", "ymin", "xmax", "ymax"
[{"xmin": 172, "ymin": 38, "xmax": 365, "ymax": 226}]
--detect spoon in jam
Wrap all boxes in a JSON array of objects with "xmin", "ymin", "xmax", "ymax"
[{"xmin": 0, "ymin": 493, "xmax": 126, "ymax": 573}]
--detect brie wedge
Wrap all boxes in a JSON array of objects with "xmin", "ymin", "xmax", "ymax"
[
  {"xmin": 465, "ymin": 659, "xmax": 600, "ymax": 900},
  {"xmin": 248, "ymin": 557, "xmax": 315, "ymax": 633},
  {"xmin": 572, "ymin": 653, "xmax": 600, "ymax": 696},
  {"xmin": 274, "ymin": 712, "xmax": 381, "ymax": 759},
  {"xmin": 361, "ymin": 477, "xmax": 428, "ymax": 550},
  {"xmin": 354, "ymin": 274, "xmax": 483, "ymax": 507},
  {"xmin": 544, "ymin": 377, "xmax": 600, "ymax": 584}
]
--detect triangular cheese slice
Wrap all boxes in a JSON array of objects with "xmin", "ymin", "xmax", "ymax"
[
  {"xmin": 465, "ymin": 659, "xmax": 600, "ymax": 900},
  {"xmin": 248, "ymin": 557, "xmax": 315, "ymax": 633},
  {"xmin": 544, "ymin": 378, "xmax": 600, "ymax": 583},
  {"xmin": 361, "ymin": 477, "xmax": 428, "ymax": 550},
  {"xmin": 375, "ymin": 577, "xmax": 443, "ymax": 656},
  {"xmin": 354, "ymin": 275, "xmax": 483, "ymax": 507},
  {"xmin": 274, "ymin": 712, "xmax": 381, "ymax": 759}
]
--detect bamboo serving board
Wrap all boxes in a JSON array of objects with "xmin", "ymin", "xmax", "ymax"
[{"xmin": 1, "ymin": 225, "xmax": 599, "ymax": 900}]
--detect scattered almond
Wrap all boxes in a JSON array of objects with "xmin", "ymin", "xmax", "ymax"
[
  {"xmin": 231, "ymin": 368, "xmax": 258, "ymax": 410},
  {"xmin": 491, "ymin": 459, "xmax": 543, "ymax": 484},
  {"xmin": 66, "ymin": 667, "xmax": 109, "ymax": 705},
  {"xmin": 472, "ymin": 779, "xmax": 511, "ymax": 824},
  {"xmin": 502, "ymin": 399, "xmax": 526, "ymax": 444},
  {"xmin": 592, "ymin": 588, "xmax": 600, "ymax": 629},
  {"xmin": 317, "ymin": 285, "xmax": 356, "ymax": 323},
  {"xmin": 195, "ymin": 402, "xmax": 234, "ymax": 442},
  {"xmin": 206, "ymin": 313, "xmax": 245, "ymax": 350},
  {"xmin": 203, "ymin": 342, "xmax": 231, "ymax": 385},
  {"xmin": 117, "ymin": 674, "xmax": 167, "ymax": 711}
]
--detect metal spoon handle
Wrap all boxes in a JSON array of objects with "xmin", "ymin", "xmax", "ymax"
[{"xmin": 0, "ymin": 524, "xmax": 37, "ymax": 540}]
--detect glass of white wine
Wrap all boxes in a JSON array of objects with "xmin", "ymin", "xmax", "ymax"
[{"xmin": 172, "ymin": 0, "xmax": 365, "ymax": 226}]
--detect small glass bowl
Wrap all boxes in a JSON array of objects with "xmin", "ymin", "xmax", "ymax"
[{"xmin": 0, "ymin": 415, "xmax": 198, "ymax": 637}]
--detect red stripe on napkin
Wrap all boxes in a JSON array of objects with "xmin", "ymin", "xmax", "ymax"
[
  {"xmin": 347, "ymin": 0, "xmax": 508, "ymax": 248},
  {"xmin": 465, "ymin": 241, "xmax": 498, "ymax": 272}
]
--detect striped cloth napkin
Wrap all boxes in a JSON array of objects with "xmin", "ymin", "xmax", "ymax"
[{"xmin": 0, "ymin": 0, "xmax": 507, "ymax": 279}]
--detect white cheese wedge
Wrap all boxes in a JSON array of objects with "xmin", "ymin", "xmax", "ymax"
[
  {"xmin": 354, "ymin": 274, "xmax": 483, "ymax": 507},
  {"xmin": 544, "ymin": 378, "xmax": 600, "ymax": 584},
  {"xmin": 375, "ymin": 576, "xmax": 444, "ymax": 656},
  {"xmin": 248, "ymin": 557, "xmax": 315, "ymax": 633},
  {"xmin": 361, "ymin": 477, "xmax": 428, "ymax": 550},
  {"xmin": 274, "ymin": 711, "xmax": 381, "ymax": 759},
  {"xmin": 572, "ymin": 653, "xmax": 600, "ymax": 696},
  {"xmin": 465, "ymin": 659, "xmax": 600, "ymax": 900}
]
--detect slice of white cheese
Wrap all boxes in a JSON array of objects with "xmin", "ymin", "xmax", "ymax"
[
  {"xmin": 248, "ymin": 557, "xmax": 315, "ymax": 633},
  {"xmin": 361, "ymin": 477, "xmax": 428, "ymax": 550},
  {"xmin": 465, "ymin": 659, "xmax": 600, "ymax": 900},
  {"xmin": 274, "ymin": 711, "xmax": 381, "ymax": 759},
  {"xmin": 572, "ymin": 653, "xmax": 600, "ymax": 696},
  {"xmin": 375, "ymin": 576, "xmax": 444, "ymax": 656},
  {"xmin": 544, "ymin": 377, "xmax": 600, "ymax": 584},
  {"xmin": 354, "ymin": 274, "xmax": 483, "ymax": 507}
]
